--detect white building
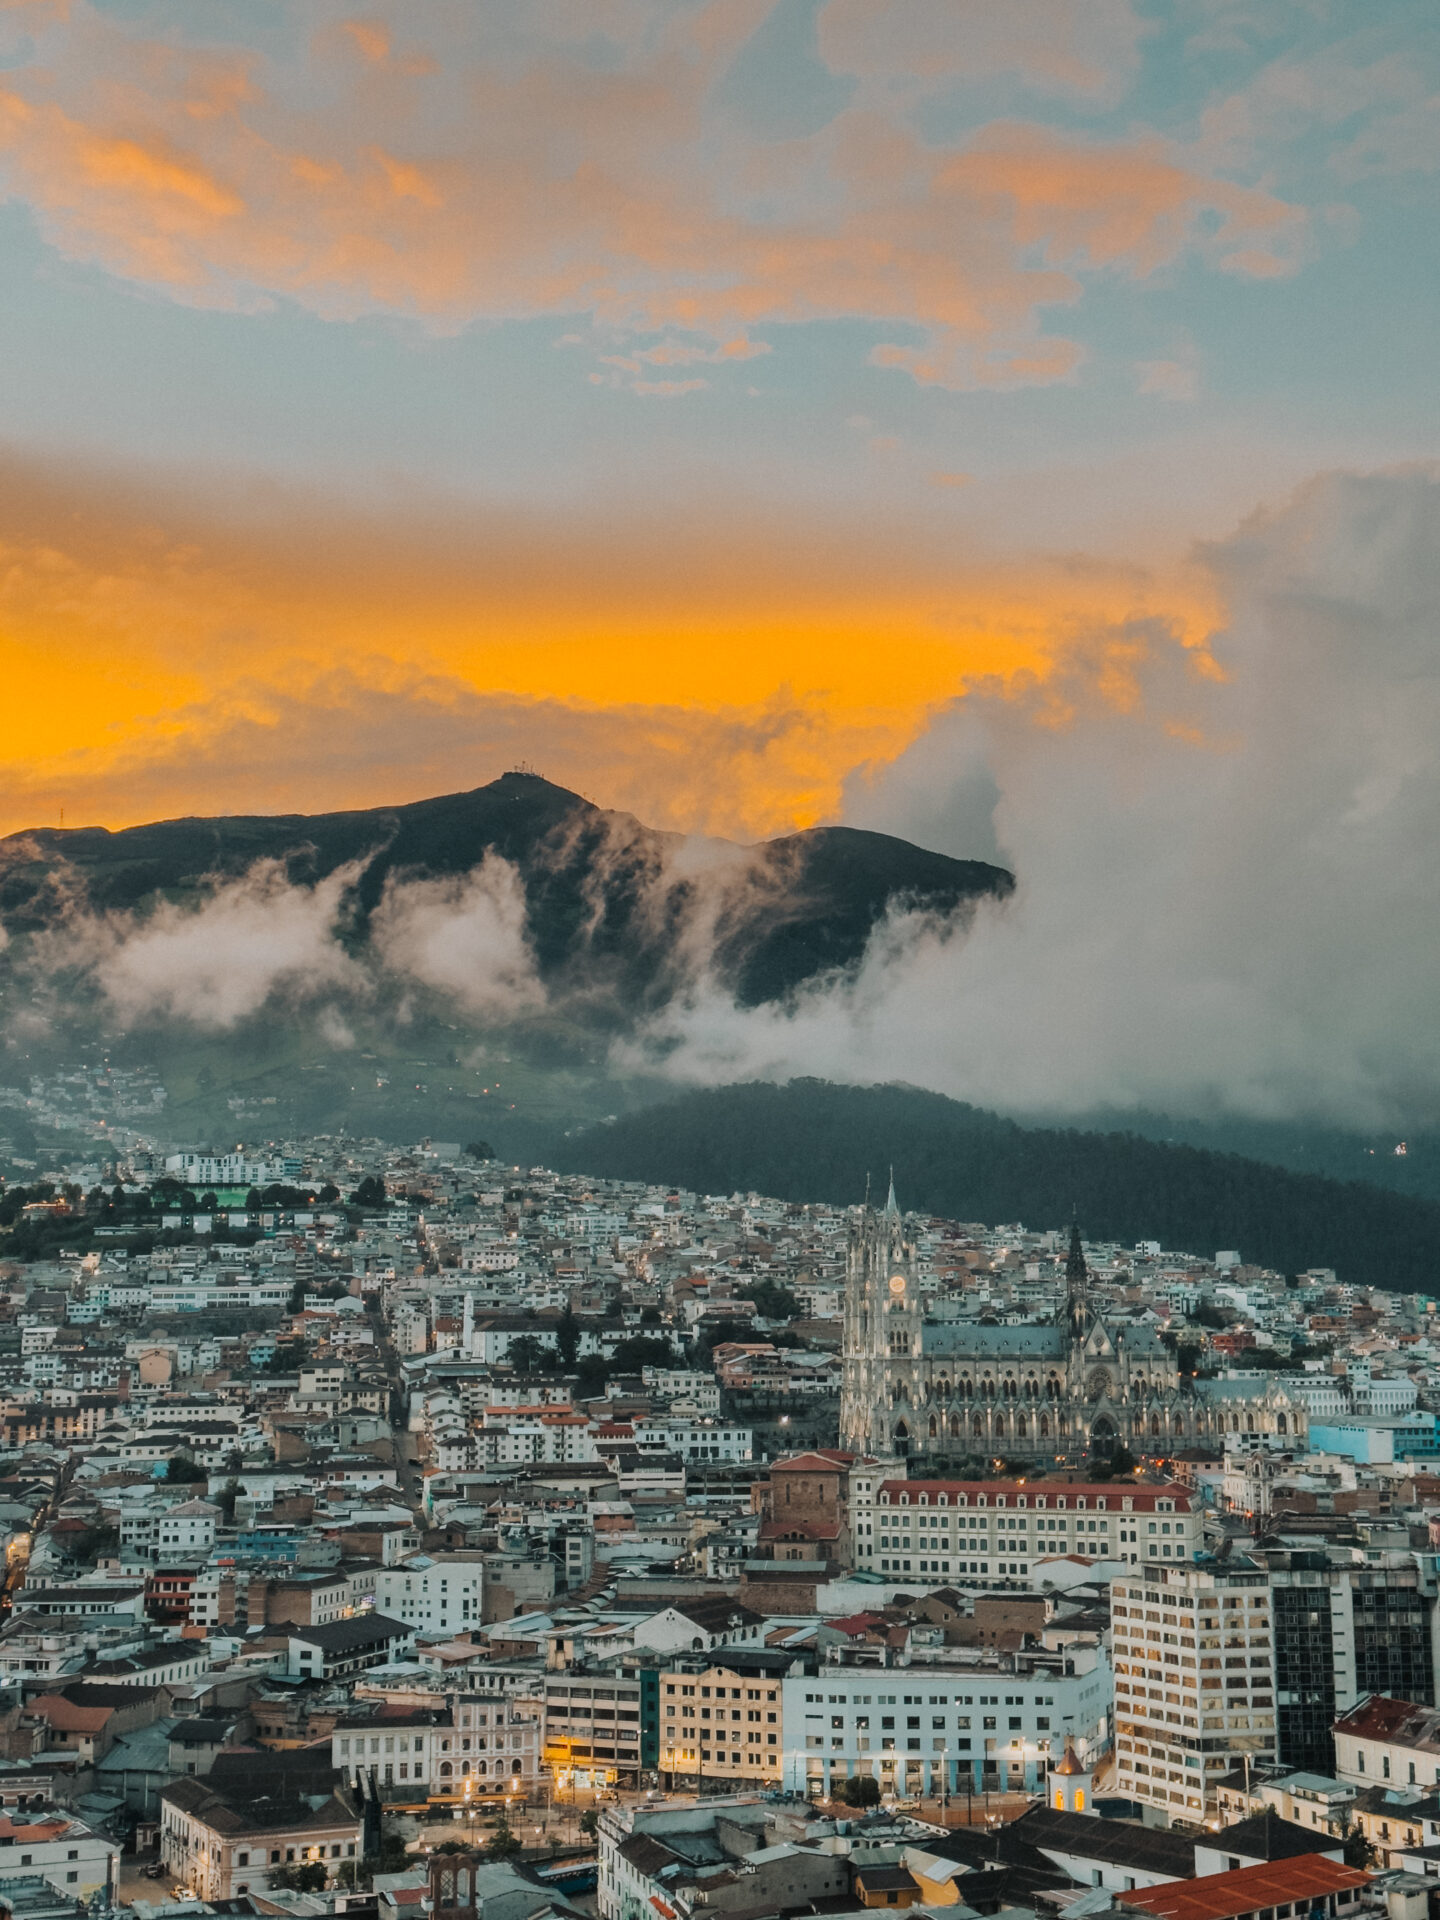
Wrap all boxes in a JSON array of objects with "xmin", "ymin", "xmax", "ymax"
[
  {"xmin": 781, "ymin": 1649, "xmax": 1111, "ymax": 1800},
  {"xmin": 374, "ymin": 1553, "xmax": 486, "ymax": 1635}
]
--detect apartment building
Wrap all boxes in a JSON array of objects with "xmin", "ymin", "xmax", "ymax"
[
  {"xmin": 1112, "ymin": 1557, "xmax": 1276, "ymax": 1826},
  {"xmin": 541, "ymin": 1666, "xmax": 660, "ymax": 1788},
  {"xmin": 658, "ymin": 1649, "xmax": 790, "ymax": 1786},
  {"xmin": 780, "ymin": 1648, "xmax": 1111, "ymax": 1800}
]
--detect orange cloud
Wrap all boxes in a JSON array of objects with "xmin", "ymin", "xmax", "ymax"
[
  {"xmin": 0, "ymin": 444, "xmax": 1221, "ymax": 841},
  {"xmin": 0, "ymin": 3, "xmax": 1306, "ymax": 384}
]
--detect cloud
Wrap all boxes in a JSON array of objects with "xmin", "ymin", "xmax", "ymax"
[
  {"xmin": 816, "ymin": 0, "xmax": 1151, "ymax": 105},
  {"xmin": 627, "ymin": 467, "xmax": 1440, "ymax": 1128},
  {"xmin": 370, "ymin": 858, "xmax": 546, "ymax": 1020},
  {"xmin": 61, "ymin": 861, "xmax": 364, "ymax": 1029},
  {"xmin": 0, "ymin": 1, "xmax": 1306, "ymax": 388},
  {"xmin": 1136, "ymin": 356, "xmax": 1199, "ymax": 402}
]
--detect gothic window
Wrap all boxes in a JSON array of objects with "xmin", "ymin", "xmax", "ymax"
[
  {"xmin": 1277, "ymin": 1413, "xmax": 1288, "ymax": 1434},
  {"xmin": 973, "ymin": 1415, "xmax": 984, "ymax": 1438},
  {"xmin": 1017, "ymin": 1415, "xmax": 1027, "ymax": 1439},
  {"xmin": 994, "ymin": 1411, "xmax": 1007, "ymax": 1436},
  {"xmin": 929, "ymin": 1416, "xmax": 938, "ymax": 1437},
  {"xmin": 1150, "ymin": 1414, "xmax": 1160, "ymax": 1436},
  {"xmin": 949, "ymin": 1415, "xmax": 960, "ymax": 1438},
  {"xmin": 1039, "ymin": 1415, "xmax": 1049, "ymax": 1438}
]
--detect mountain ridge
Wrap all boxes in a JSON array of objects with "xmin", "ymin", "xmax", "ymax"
[{"xmin": 0, "ymin": 771, "xmax": 1013, "ymax": 1010}]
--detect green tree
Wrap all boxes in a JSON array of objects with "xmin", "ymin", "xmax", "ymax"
[
  {"xmin": 484, "ymin": 1818, "xmax": 521, "ymax": 1860},
  {"xmin": 1342, "ymin": 1824, "xmax": 1377, "ymax": 1870},
  {"xmin": 351, "ymin": 1174, "xmax": 387, "ymax": 1208},
  {"xmin": 464, "ymin": 1141, "xmax": 496, "ymax": 1161},
  {"xmin": 163, "ymin": 1454, "xmax": 206, "ymax": 1483},
  {"xmin": 555, "ymin": 1301, "xmax": 581, "ymax": 1369},
  {"xmin": 836, "ymin": 1775, "xmax": 881, "ymax": 1808},
  {"xmin": 578, "ymin": 1809, "xmax": 600, "ymax": 1839},
  {"xmin": 269, "ymin": 1862, "xmax": 328, "ymax": 1892},
  {"xmin": 507, "ymin": 1333, "xmax": 548, "ymax": 1373},
  {"xmin": 738, "ymin": 1278, "xmax": 802, "ymax": 1321},
  {"xmin": 217, "ymin": 1478, "xmax": 244, "ymax": 1518}
]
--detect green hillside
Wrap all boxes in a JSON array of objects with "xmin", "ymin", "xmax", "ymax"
[{"xmin": 542, "ymin": 1079, "xmax": 1440, "ymax": 1292}]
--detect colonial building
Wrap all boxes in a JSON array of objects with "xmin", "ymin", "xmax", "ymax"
[{"xmin": 839, "ymin": 1184, "xmax": 1292, "ymax": 1465}]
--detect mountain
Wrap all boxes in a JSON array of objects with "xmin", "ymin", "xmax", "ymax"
[
  {"xmin": 0, "ymin": 772, "xmax": 1012, "ymax": 1010},
  {"xmin": 542, "ymin": 1079, "xmax": 1440, "ymax": 1292}
]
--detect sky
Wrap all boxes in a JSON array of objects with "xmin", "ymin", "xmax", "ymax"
[{"xmin": 1, "ymin": 0, "xmax": 1437, "ymax": 850}]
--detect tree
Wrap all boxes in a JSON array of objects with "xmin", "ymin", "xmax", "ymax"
[
  {"xmin": 579, "ymin": 1810, "xmax": 600, "ymax": 1839},
  {"xmin": 318, "ymin": 1182, "xmax": 340, "ymax": 1204},
  {"xmin": 507, "ymin": 1333, "xmax": 549, "ymax": 1374},
  {"xmin": 217, "ymin": 1478, "xmax": 245, "ymax": 1518},
  {"xmin": 555, "ymin": 1301, "xmax": 581, "ymax": 1369},
  {"xmin": 269, "ymin": 1862, "xmax": 328, "ymax": 1892},
  {"xmin": 163, "ymin": 1454, "xmax": 205, "ymax": 1483},
  {"xmin": 484, "ymin": 1818, "xmax": 521, "ymax": 1860},
  {"xmin": 836, "ymin": 1775, "xmax": 881, "ymax": 1808},
  {"xmin": 351, "ymin": 1174, "xmax": 387, "ymax": 1208},
  {"xmin": 464, "ymin": 1141, "xmax": 496, "ymax": 1161},
  {"xmin": 575, "ymin": 1354, "xmax": 609, "ymax": 1397},
  {"xmin": 738, "ymin": 1278, "xmax": 801, "ymax": 1321},
  {"xmin": 1342, "ymin": 1824, "xmax": 1377, "ymax": 1870}
]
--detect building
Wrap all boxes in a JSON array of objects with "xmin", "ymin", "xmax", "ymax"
[
  {"xmin": 1333, "ymin": 1696, "xmax": 1440, "ymax": 1791},
  {"xmin": 1112, "ymin": 1557, "xmax": 1276, "ymax": 1826},
  {"xmin": 848, "ymin": 1471, "xmax": 1200, "ymax": 1585},
  {"xmin": 781, "ymin": 1646, "xmax": 1111, "ymax": 1800},
  {"xmin": 541, "ymin": 1666, "xmax": 659, "ymax": 1790},
  {"xmin": 0, "ymin": 1811, "xmax": 117, "ymax": 1901},
  {"xmin": 288, "ymin": 1614, "xmax": 415, "ymax": 1681},
  {"xmin": 839, "ymin": 1195, "xmax": 1289, "ymax": 1466},
  {"xmin": 1265, "ymin": 1549, "xmax": 1438, "ymax": 1775},
  {"xmin": 374, "ymin": 1554, "xmax": 486, "ymax": 1636},
  {"xmin": 1112, "ymin": 1857, "xmax": 1369, "ymax": 1920},
  {"xmin": 159, "ymin": 1776, "xmax": 365, "ymax": 1900},
  {"xmin": 333, "ymin": 1693, "xmax": 539, "ymax": 1798},
  {"xmin": 658, "ymin": 1650, "xmax": 791, "ymax": 1787}
]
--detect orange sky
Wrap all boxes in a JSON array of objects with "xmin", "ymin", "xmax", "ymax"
[{"xmin": 0, "ymin": 446, "xmax": 1221, "ymax": 840}]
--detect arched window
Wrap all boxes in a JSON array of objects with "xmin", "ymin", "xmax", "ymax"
[
  {"xmin": 1150, "ymin": 1414, "xmax": 1160, "ymax": 1436},
  {"xmin": 1277, "ymin": 1413, "xmax": 1288, "ymax": 1434},
  {"xmin": 477, "ymin": 1761, "xmax": 488, "ymax": 1776},
  {"xmin": 440, "ymin": 1762, "xmax": 453, "ymax": 1778},
  {"xmin": 973, "ymin": 1414, "xmax": 984, "ymax": 1438},
  {"xmin": 949, "ymin": 1414, "xmax": 960, "ymax": 1438},
  {"xmin": 1039, "ymin": 1414, "xmax": 1049, "ymax": 1438},
  {"xmin": 1017, "ymin": 1415, "xmax": 1027, "ymax": 1439},
  {"xmin": 929, "ymin": 1416, "xmax": 938, "ymax": 1437}
]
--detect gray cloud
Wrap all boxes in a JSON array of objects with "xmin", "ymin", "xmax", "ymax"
[{"xmin": 630, "ymin": 467, "xmax": 1440, "ymax": 1128}]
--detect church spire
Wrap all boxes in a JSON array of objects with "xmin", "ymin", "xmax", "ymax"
[
  {"xmin": 883, "ymin": 1167, "xmax": 899, "ymax": 1219},
  {"xmin": 1066, "ymin": 1213, "xmax": 1089, "ymax": 1340}
]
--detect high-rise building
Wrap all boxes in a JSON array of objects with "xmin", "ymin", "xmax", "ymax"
[
  {"xmin": 1112, "ymin": 1558, "xmax": 1276, "ymax": 1826},
  {"xmin": 1264, "ymin": 1547, "xmax": 1438, "ymax": 1776}
]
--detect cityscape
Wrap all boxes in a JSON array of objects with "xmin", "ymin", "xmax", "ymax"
[
  {"xmin": 0, "ymin": 7, "xmax": 1436, "ymax": 1920},
  {"xmin": 0, "ymin": 1088, "xmax": 1435, "ymax": 1920}
]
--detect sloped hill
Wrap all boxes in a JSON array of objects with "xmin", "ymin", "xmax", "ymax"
[
  {"xmin": 544, "ymin": 1079, "xmax": 1440, "ymax": 1291},
  {"xmin": 0, "ymin": 772, "xmax": 1011, "ymax": 1009}
]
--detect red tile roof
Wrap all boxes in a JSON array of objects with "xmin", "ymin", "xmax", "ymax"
[
  {"xmin": 772, "ymin": 1451, "xmax": 854, "ymax": 1473},
  {"xmin": 1119, "ymin": 1856, "xmax": 1369, "ymax": 1920}
]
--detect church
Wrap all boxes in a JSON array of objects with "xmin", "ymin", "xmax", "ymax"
[{"xmin": 838, "ymin": 1181, "xmax": 1296, "ymax": 1464}]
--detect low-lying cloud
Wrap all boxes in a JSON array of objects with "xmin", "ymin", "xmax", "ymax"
[
  {"xmin": 371, "ymin": 860, "xmax": 545, "ymax": 1022},
  {"xmin": 626, "ymin": 467, "xmax": 1440, "ymax": 1129},
  {"xmin": 67, "ymin": 861, "xmax": 364, "ymax": 1030}
]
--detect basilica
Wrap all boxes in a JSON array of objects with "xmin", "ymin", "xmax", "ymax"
[{"xmin": 837, "ymin": 1182, "xmax": 1298, "ymax": 1464}]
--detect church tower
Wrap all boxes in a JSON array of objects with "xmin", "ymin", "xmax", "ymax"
[
  {"xmin": 1064, "ymin": 1216, "xmax": 1089, "ymax": 1342},
  {"xmin": 839, "ymin": 1172, "xmax": 919, "ymax": 1457}
]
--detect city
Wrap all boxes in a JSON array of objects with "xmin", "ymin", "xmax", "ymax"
[{"xmin": 0, "ymin": 1102, "xmax": 1434, "ymax": 1920}]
